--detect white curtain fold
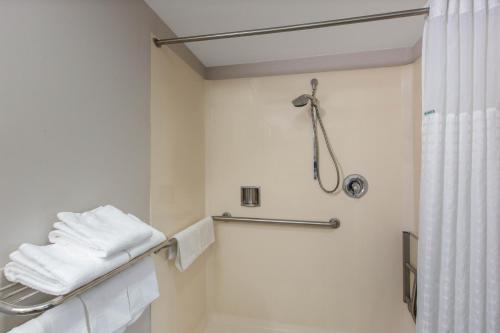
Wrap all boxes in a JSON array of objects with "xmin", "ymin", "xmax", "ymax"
[{"xmin": 418, "ymin": 0, "xmax": 500, "ymax": 332}]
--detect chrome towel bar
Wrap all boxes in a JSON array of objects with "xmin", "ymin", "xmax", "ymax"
[{"xmin": 213, "ymin": 212, "xmax": 340, "ymax": 229}]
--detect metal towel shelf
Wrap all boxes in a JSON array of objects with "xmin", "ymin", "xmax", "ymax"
[{"xmin": 0, "ymin": 239, "xmax": 176, "ymax": 316}]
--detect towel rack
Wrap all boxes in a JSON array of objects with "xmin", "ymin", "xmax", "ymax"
[
  {"xmin": 0, "ymin": 239, "xmax": 176, "ymax": 316},
  {"xmin": 212, "ymin": 212, "xmax": 340, "ymax": 228}
]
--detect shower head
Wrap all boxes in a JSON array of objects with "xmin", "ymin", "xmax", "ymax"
[
  {"xmin": 292, "ymin": 94, "xmax": 318, "ymax": 108},
  {"xmin": 292, "ymin": 78, "xmax": 320, "ymax": 107},
  {"xmin": 292, "ymin": 94, "xmax": 311, "ymax": 107}
]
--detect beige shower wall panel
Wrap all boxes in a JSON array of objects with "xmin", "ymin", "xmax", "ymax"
[
  {"xmin": 204, "ymin": 64, "xmax": 420, "ymax": 333},
  {"xmin": 150, "ymin": 43, "xmax": 207, "ymax": 333}
]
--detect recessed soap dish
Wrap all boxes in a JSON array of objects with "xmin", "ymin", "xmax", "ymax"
[{"xmin": 241, "ymin": 186, "xmax": 260, "ymax": 207}]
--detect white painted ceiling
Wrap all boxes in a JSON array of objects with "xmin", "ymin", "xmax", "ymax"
[{"xmin": 145, "ymin": 0, "xmax": 427, "ymax": 67}]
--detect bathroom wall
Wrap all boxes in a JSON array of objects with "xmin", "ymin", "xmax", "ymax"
[
  {"xmin": 150, "ymin": 43, "xmax": 207, "ymax": 333},
  {"xmin": 203, "ymin": 62, "xmax": 421, "ymax": 333},
  {"xmin": 0, "ymin": 1, "xmax": 203, "ymax": 332}
]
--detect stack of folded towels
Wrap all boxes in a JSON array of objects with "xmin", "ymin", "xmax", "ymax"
[
  {"xmin": 4, "ymin": 205, "xmax": 166, "ymax": 333},
  {"xmin": 4, "ymin": 205, "xmax": 166, "ymax": 296}
]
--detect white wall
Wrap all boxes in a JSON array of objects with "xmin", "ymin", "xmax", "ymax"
[
  {"xmin": 203, "ymin": 63, "xmax": 421, "ymax": 333},
  {"xmin": 150, "ymin": 42, "xmax": 207, "ymax": 333},
  {"xmin": 0, "ymin": 1, "xmax": 202, "ymax": 332}
]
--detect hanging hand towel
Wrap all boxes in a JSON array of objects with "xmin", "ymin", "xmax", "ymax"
[
  {"xmin": 79, "ymin": 271, "xmax": 132, "ymax": 333},
  {"xmin": 3, "ymin": 243, "xmax": 129, "ymax": 295},
  {"xmin": 125, "ymin": 257, "xmax": 159, "ymax": 316},
  {"xmin": 49, "ymin": 205, "xmax": 152, "ymax": 258},
  {"xmin": 6, "ymin": 297, "xmax": 88, "ymax": 333},
  {"xmin": 80, "ymin": 257, "xmax": 159, "ymax": 333},
  {"xmin": 173, "ymin": 217, "xmax": 215, "ymax": 272}
]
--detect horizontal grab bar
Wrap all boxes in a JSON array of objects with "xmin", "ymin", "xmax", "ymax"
[{"xmin": 212, "ymin": 212, "xmax": 340, "ymax": 229}]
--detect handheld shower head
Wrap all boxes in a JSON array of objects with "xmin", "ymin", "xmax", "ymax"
[
  {"xmin": 292, "ymin": 94, "xmax": 318, "ymax": 108},
  {"xmin": 292, "ymin": 94, "xmax": 311, "ymax": 107},
  {"xmin": 292, "ymin": 78, "xmax": 319, "ymax": 107},
  {"xmin": 291, "ymin": 78, "xmax": 341, "ymax": 194}
]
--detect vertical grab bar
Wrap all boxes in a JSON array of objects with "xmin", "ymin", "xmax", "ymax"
[{"xmin": 403, "ymin": 231, "xmax": 417, "ymax": 322}]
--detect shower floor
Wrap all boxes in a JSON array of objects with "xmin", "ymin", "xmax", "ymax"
[{"xmin": 201, "ymin": 313, "xmax": 335, "ymax": 333}]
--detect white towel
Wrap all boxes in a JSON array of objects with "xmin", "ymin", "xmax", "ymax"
[
  {"xmin": 4, "ymin": 228, "xmax": 166, "ymax": 296},
  {"xmin": 173, "ymin": 217, "xmax": 215, "ymax": 272},
  {"xmin": 6, "ymin": 319, "xmax": 44, "ymax": 333},
  {"xmin": 80, "ymin": 257, "xmax": 159, "ymax": 333},
  {"xmin": 3, "ymin": 243, "xmax": 129, "ymax": 295},
  {"xmin": 125, "ymin": 257, "xmax": 159, "ymax": 315},
  {"xmin": 7, "ymin": 297, "xmax": 88, "ymax": 333},
  {"xmin": 126, "ymin": 228, "xmax": 166, "ymax": 259},
  {"xmin": 111, "ymin": 308, "xmax": 146, "ymax": 333},
  {"xmin": 79, "ymin": 272, "xmax": 131, "ymax": 333},
  {"xmin": 7, "ymin": 258, "xmax": 159, "ymax": 333},
  {"xmin": 49, "ymin": 205, "xmax": 152, "ymax": 258}
]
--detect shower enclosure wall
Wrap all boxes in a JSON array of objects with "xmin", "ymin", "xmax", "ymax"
[{"xmin": 151, "ymin": 42, "xmax": 422, "ymax": 333}]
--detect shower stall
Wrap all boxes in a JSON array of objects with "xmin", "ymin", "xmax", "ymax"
[{"xmin": 150, "ymin": 33, "xmax": 422, "ymax": 333}]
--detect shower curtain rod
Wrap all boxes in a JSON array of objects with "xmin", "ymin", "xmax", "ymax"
[{"xmin": 153, "ymin": 7, "xmax": 429, "ymax": 46}]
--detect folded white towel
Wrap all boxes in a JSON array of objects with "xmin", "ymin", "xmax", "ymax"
[
  {"xmin": 4, "ymin": 226, "xmax": 166, "ymax": 296},
  {"xmin": 7, "ymin": 297, "xmax": 88, "ymax": 333},
  {"xmin": 173, "ymin": 217, "xmax": 215, "ymax": 272},
  {"xmin": 4, "ymin": 243, "xmax": 129, "ymax": 295},
  {"xmin": 49, "ymin": 205, "xmax": 152, "ymax": 258},
  {"xmin": 126, "ymin": 228, "xmax": 166, "ymax": 259},
  {"xmin": 80, "ymin": 257, "xmax": 159, "ymax": 333}
]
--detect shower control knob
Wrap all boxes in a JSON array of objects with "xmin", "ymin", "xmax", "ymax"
[{"xmin": 343, "ymin": 174, "xmax": 368, "ymax": 199}]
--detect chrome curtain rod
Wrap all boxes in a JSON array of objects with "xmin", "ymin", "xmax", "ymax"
[{"xmin": 154, "ymin": 7, "xmax": 429, "ymax": 46}]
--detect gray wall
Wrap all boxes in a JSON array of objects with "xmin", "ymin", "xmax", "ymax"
[{"xmin": 0, "ymin": 0, "xmax": 201, "ymax": 331}]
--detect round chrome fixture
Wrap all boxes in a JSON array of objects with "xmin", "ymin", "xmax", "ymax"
[
  {"xmin": 343, "ymin": 174, "xmax": 368, "ymax": 199},
  {"xmin": 329, "ymin": 218, "xmax": 341, "ymax": 229}
]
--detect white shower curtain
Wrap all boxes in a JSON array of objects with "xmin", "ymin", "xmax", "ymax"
[{"xmin": 417, "ymin": 0, "xmax": 500, "ymax": 332}]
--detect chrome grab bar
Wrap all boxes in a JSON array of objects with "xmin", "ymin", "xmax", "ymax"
[
  {"xmin": 402, "ymin": 231, "xmax": 418, "ymax": 322},
  {"xmin": 213, "ymin": 212, "xmax": 340, "ymax": 229}
]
